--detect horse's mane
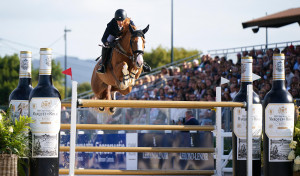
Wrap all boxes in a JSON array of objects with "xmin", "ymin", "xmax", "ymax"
[
  {"xmin": 122, "ymin": 18, "xmax": 136, "ymax": 36},
  {"xmin": 118, "ymin": 18, "xmax": 137, "ymax": 51}
]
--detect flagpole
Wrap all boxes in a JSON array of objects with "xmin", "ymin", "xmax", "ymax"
[{"xmin": 64, "ymin": 27, "xmax": 71, "ymax": 99}]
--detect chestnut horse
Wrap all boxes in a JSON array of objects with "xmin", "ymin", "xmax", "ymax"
[{"xmin": 91, "ymin": 19, "xmax": 149, "ymax": 114}]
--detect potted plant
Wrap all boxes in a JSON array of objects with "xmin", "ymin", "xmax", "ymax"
[
  {"xmin": 288, "ymin": 113, "xmax": 300, "ymax": 176},
  {"xmin": 0, "ymin": 108, "xmax": 33, "ymax": 176}
]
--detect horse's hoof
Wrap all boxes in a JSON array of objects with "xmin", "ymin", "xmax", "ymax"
[
  {"xmin": 95, "ymin": 107, "xmax": 105, "ymax": 113},
  {"xmin": 108, "ymin": 107, "xmax": 116, "ymax": 115},
  {"xmin": 99, "ymin": 107, "xmax": 105, "ymax": 111}
]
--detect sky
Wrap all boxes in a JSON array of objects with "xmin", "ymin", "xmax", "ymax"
[{"xmin": 0, "ymin": 0, "xmax": 299, "ymax": 61}]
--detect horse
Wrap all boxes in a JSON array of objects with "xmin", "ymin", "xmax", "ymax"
[{"xmin": 91, "ymin": 19, "xmax": 149, "ymax": 114}]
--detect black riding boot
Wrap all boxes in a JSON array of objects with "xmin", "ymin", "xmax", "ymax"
[
  {"xmin": 97, "ymin": 48, "xmax": 109, "ymax": 74},
  {"xmin": 143, "ymin": 62, "xmax": 151, "ymax": 72}
]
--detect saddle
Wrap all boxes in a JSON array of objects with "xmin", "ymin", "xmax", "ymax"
[{"xmin": 95, "ymin": 38, "xmax": 121, "ymax": 62}]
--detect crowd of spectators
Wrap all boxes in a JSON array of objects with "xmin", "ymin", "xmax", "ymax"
[{"xmin": 117, "ymin": 45, "xmax": 300, "ymax": 102}]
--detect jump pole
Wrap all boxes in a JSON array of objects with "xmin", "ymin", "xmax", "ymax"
[
  {"xmin": 216, "ymin": 86, "xmax": 222, "ymax": 176},
  {"xmin": 69, "ymin": 81, "xmax": 78, "ymax": 176},
  {"xmin": 247, "ymin": 85, "xmax": 253, "ymax": 176},
  {"xmin": 77, "ymin": 99, "xmax": 245, "ymax": 109}
]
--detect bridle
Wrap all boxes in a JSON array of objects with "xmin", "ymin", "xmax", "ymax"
[
  {"xmin": 129, "ymin": 31, "xmax": 145, "ymax": 58},
  {"xmin": 114, "ymin": 30, "xmax": 145, "ymax": 63}
]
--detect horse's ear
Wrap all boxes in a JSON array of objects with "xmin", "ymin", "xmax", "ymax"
[
  {"xmin": 142, "ymin": 25, "xmax": 149, "ymax": 34},
  {"xmin": 129, "ymin": 24, "xmax": 134, "ymax": 33}
]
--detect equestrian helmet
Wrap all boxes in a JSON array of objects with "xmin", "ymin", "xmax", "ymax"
[{"xmin": 115, "ymin": 9, "xmax": 127, "ymax": 21}]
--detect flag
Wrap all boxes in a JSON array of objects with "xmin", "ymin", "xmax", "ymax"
[{"xmin": 62, "ymin": 67, "xmax": 72, "ymax": 80}]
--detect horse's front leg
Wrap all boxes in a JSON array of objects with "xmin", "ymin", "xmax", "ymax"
[
  {"xmin": 128, "ymin": 68, "xmax": 139, "ymax": 87},
  {"xmin": 108, "ymin": 91, "xmax": 117, "ymax": 114},
  {"xmin": 119, "ymin": 62, "xmax": 130, "ymax": 90}
]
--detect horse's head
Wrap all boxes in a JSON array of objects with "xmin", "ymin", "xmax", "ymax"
[{"xmin": 129, "ymin": 24, "xmax": 149, "ymax": 68}]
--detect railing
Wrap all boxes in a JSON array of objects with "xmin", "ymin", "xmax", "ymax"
[
  {"xmin": 140, "ymin": 53, "xmax": 201, "ymax": 77},
  {"xmin": 207, "ymin": 40, "xmax": 300, "ymax": 56}
]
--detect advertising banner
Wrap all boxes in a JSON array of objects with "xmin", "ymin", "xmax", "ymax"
[{"xmin": 59, "ymin": 132, "xmax": 214, "ymax": 170}]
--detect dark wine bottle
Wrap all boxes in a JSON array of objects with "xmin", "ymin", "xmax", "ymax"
[
  {"xmin": 9, "ymin": 51, "xmax": 33, "ymax": 176},
  {"xmin": 29, "ymin": 48, "xmax": 61, "ymax": 176},
  {"xmin": 9, "ymin": 51, "xmax": 33, "ymax": 119},
  {"xmin": 232, "ymin": 56, "xmax": 262, "ymax": 176},
  {"xmin": 263, "ymin": 53, "xmax": 294, "ymax": 176}
]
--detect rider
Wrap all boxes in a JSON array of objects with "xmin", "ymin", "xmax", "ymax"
[{"xmin": 97, "ymin": 9, "xmax": 151, "ymax": 74}]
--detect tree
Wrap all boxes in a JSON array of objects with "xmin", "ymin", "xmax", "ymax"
[
  {"xmin": 0, "ymin": 54, "xmax": 20, "ymax": 105},
  {"xmin": 66, "ymin": 82, "xmax": 91, "ymax": 98},
  {"xmin": 143, "ymin": 45, "xmax": 201, "ymax": 68},
  {"xmin": 78, "ymin": 82, "xmax": 91, "ymax": 94}
]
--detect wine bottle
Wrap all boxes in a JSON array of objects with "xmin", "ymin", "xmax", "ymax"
[
  {"xmin": 9, "ymin": 51, "xmax": 33, "ymax": 176},
  {"xmin": 29, "ymin": 48, "xmax": 61, "ymax": 176},
  {"xmin": 9, "ymin": 51, "xmax": 33, "ymax": 119},
  {"xmin": 232, "ymin": 56, "xmax": 262, "ymax": 176},
  {"xmin": 263, "ymin": 53, "xmax": 294, "ymax": 176}
]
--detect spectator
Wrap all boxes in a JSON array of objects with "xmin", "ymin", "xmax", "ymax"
[
  {"xmin": 141, "ymin": 91, "xmax": 150, "ymax": 100},
  {"xmin": 258, "ymin": 89, "xmax": 266, "ymax": 100},
  {"xmin": 222, "ymin": 92, "xmax": 232, "ymax": 101},
  {"xmin": 153, "ymin": 72, "xmax": 167, "ymax": 87},
  {"xmin": 285, "ymin": 67, "xmax": 294, "ymax": 88},
  {"xmin": 184, "ymin": 110, "xmax": 199, "ymax": 125},
  {"xmin": 242, "ymin": 51, "xmax": 249, "ymax": 57},
  {"xmin": 189, "ymin": 94, "xmax": 197, "ymax": 101},
  {"xmin": 293, "ymin": 56, "xmax": 300, "ymax": 71},
  {"xmin": 262, "ymin": 55, "xmax": 270, "ymax": 69},
  {"xmin": 295, "ymin": 45, "xmax": 300, "ymax": 56},
  {"xmin": 236, "ymin": 53, "xmax": 242, "ymax": 65},
  {"xmin": 143, "ymin": 75, "xmax": 151, "ymax": 86},
  {"xmin": 192, "ymin": 59, "xmax": 200, "ymax": 71},
  {"xmin": 173, "ymin": 66, "xmax": 181, "ymax": 76},
  {"xmin": 229, "ymin": 84, "xmax": 238, "ymax": 99},
  {"xmin": 290, "ymin": 88, "xmax": 299, "ymax": 98}
]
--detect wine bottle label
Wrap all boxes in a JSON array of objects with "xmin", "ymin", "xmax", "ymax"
[
  {"xmin": 237, "ymin": 137, "xmax": 261, "ymax": 160},
  {"xmin": 9, "ymin": 100, "xmax": 29, "ymax": 119},
  {"xmin": 39, "ymin": 54, "xmax": 52, "ymax": 75},
  {"xmin": 30, "ymin": 97, "xmax": 61, "ymax": 158},
  {"xmin": 241, "ymin": 57, "xmax": 252, "ymax": 82},
  {"xmin": 273, "ymin": 55, "xmax": 285, "ymax": 80},
  {"xmin": 268, "ymin": 138, "xmax": 292, "ymax": 162},
  {"xmin": 19, "ymin": 57, "xmax": 31, "ymax": 78},
  {"xmin": 265, "ymin": 103, "xmax": 294, "ymax": 162},
  {"xmin": 32, "ymin": 133, "xmax": 59, "ymax": 158},
  {"xmin": 233, "ymin": 104, "xmax": 262, "ymax": 160}
]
